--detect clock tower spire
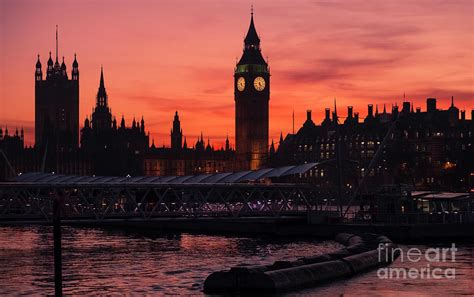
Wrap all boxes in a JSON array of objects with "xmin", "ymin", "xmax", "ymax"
[{"xmin": 234, "ymin": 8, "xmax": 270, "ymax": 170}]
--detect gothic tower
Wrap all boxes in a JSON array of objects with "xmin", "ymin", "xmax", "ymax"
[
  {"xmin": 234, "ymin": 10, "xmax": 270, "ymax": 170},
  {"xmin": 91, "ymin": 66, "xmax": 112, "ymax": 130},
  {"xmin": 35, "ymin": 26, "xmax": 79, "ymax": 150},
  {"xmin": 171, "ymin": 111, "xmax": 183, "ymax": 150}
]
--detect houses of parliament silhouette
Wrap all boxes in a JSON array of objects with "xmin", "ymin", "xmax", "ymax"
[{"xmin": 1, "ymin": 12, "xmax": 473, "ymax": 191}]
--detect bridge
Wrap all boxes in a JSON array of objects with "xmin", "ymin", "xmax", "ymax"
[{"xmin": 0, "ymin": 163, "xmax": 339, "ymax": 224}]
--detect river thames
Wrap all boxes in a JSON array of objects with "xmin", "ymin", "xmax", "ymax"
[{"xmin": 0, "ymin": 226, "xmax": 472, "ymax": 295}]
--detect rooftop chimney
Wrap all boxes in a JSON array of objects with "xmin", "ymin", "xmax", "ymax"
[
  {"xmin": 306, "ymin": 110, "xmax": 312, "ymax": 122},
  {"xmin": 348, "ymin": 106, "xmax": 353, "ymax": 118},
  {"xmin": 461, "ymin": 110, "xmax": 466, "ymax": 121},
  {"xmin": 427, "ymin": 98, "xmax": 437, "ymax": 113},
  {"xmin": 402, "ymin": 102, "xmax": 411, "ymax": 113},
  {"xmin": 325, "ymin": 108, "xmax": 330, "ymax": 120},
  {"xmin": 368, "ymin": 104, "xmax": 373, "ymax": 117}
]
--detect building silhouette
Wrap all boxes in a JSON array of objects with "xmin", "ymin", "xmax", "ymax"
[
  {"xmin": 0, "ymin": 124, "xmax": 90, "ymax": 178},
  {"xmin": 171, "ymin": 111, "xmax": 183, "ymax": 151},
  {"xmin": 81, "ymin": 68, "xmax": 149, "ymax": 175},
  {"xmin": 272, "ymin": 98, "xmax": 474, "ymax": 191},
  {"xmin": 35, "ymin": 27, "xmax": 79, "ymax": 151},
  {"xmin": 143, "ymin": 111, "xmax": 235, "ymax": 176},
  {"xmin": 0, "ymin": 127, "xmax": 37, "ymax": 178},
  {"xmin": 234, "ymin": 11, "xmax": 270, "ymax": 170}
]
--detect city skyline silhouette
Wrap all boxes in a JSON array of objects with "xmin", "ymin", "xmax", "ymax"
[{"xmin": 1, "ymin": 0, "xmax": 473, "ymax": 148}]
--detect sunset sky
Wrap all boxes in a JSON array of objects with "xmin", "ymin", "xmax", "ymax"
[{"xmin": 0, "ymin": 0, "xmax": 472, "ymax": 148}]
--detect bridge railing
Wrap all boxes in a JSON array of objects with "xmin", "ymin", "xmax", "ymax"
[{"xmin": 0, "ymin": 183, "xmax": 334, "ymax": 222}]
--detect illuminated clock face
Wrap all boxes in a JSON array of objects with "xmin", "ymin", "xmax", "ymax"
[
  {"xmin": 254, "ymin": 76, "xmax": 265, "ymax": 91},
  {"xmin": 237, "ymin": 77, "xmax": 245, "ymax": 91}
]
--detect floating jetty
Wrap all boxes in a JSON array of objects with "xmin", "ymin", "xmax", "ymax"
[{"xmin": 204, "ymin": 233, "xmax": 399, "ymax": 294}]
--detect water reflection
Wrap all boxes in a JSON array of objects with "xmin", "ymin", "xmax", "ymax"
[
  {"xmin": 0, "ymin": 226, "xmax": 339, "ymax": 295},
  {"xmin": 0, "ymin": 226, "xmax": 472, "ymax": 295}
]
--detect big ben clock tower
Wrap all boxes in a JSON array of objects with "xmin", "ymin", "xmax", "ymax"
[{"xmin": 234, "ymin": 10, "xmax": 270, "ymax": 170}]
